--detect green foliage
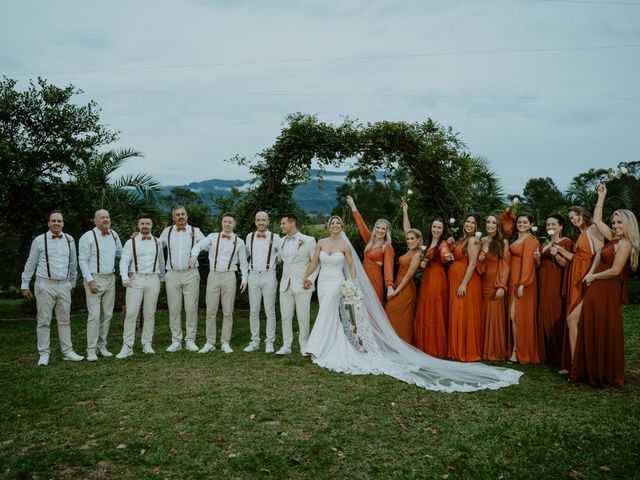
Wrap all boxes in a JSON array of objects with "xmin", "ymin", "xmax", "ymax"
[{"xmin": 160, "ymin": 187, "xmax": 217, "ymax": 233}]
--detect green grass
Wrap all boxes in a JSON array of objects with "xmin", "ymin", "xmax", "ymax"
[{"xmin": 0, "ymin": 304, "xmax": 639, "ymax": 479}]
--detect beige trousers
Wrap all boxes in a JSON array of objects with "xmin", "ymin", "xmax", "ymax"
[
  {"xmin": 248, "ymin": 270, "xmax": 277, "ymax": 344},
  {"xmin": 34, "ymin": 277, "xmax": 74, "ymax": 355},
  {"xmin": 84, "ymin": 273, "xmax": 116, "ymax": 353},
  {"xmin": 204, "ymin": 271, "xmax": 237, "ymax": 345},
  {"xmin": 122, "ymin": 274, "xmax": 160, "ymax": 348},
  {"xmin": 165, "ymin": 269, "xmax": 200, "ymax": 343},
  {"xmin": 279, "ymin": 288, "xmax": 312, "ymax": 350}
]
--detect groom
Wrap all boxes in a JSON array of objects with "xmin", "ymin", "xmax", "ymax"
[{"xmin": 276, "ymin": 214, "xmax": 318, "ymax": 356}]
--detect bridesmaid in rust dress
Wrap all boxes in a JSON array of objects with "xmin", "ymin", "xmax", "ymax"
[
  {"xmin": 448, "ymin": 214, "xmax": 483, "ymax": 362},
  {"xmin": 536, "ymin": 214, "xmax": 572, "ymax": 366},
  {"xmin": 403, "ymin": 203, "xmax": 452, "ymax": 357},
  {"xmin": 554, "ymin": 206, "xmax": 604, "ymax": 371},
  {"xmin": 571, "ymin": 184, "xmax": 639, "ymax": 386},
  {"xmin": 476, "ymin": 214, "xmax": 510, "ymax": 361},
  {"xmin": 508, "ymin": 213, "xmax": 541, "ymax": 364},
  {"xmin": 346, "ymin": 195, "xmax": 395, "ymax": 303},
  {"xmin": 385, "ymin": 228, "xmax": 423, "ymax": 344}
]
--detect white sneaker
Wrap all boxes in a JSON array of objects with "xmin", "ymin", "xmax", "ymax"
[
  {"xmin": 276, "ymin": 346, "xmax": 291, "ymax": 356},
  {"xmin": 86, "ymin": 351, "xmax": 98, "ymax": 362},
  {"xmin": 244, "ymin": 342, "xmax": 260, "ymax": 353},
  {"xmin": 166, "ymin": 342, "xmax": 182, "ymax": 353},
  {"xmin": 198, "ymin": 342, "xmax": 215, "ymax": 353},
  {"xmin": 37, "ymin": 353, "xmax": 49, "ymax": 366},
  {"xmin": 265, "ymin": 343, "xmax": 275, "ymax": 353},
  {"xmin": 98, "ymin": 347, "xmax": 113, "ymax": 357},
  {"xmin": 116, "ymin": 346, "xmax": 133, "ymax": 359},
  {"xmin": 142, "ymin": 343, "xmax": 155, "ymax": 354},
  {"xmin": 63, "ymin": 351, "xmax": 84, "ymax": 362},
  {"xmin": 221, "ymin": 343, "xmax": 234, "ymax": 354},
  {"xmin": 185, "ymin": 341, "xmax": 199, "ymax": 352}
]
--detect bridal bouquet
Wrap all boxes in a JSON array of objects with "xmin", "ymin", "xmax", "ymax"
[{"xmin": 340, "ymin": 279, "xmax": 363, "ymax": 305}]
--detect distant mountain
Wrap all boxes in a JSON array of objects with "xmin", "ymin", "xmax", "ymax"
[{"xmin": 161, "ymin": 169, "xmax": 388, "ymax": 214}]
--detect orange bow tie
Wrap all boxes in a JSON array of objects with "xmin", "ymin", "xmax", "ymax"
[
  {"xmin": 221, "ymin": 234, "xmax": 232, "ymax": 240},
  {"xmin": 141, "ymin": 235, "xmax": 152, "ymax": 241},
  {"xmin": 51, "ymin": 234, "xmax": 63, "ymax": 239},
  {"xmin": 256, "ymin": 233, "xmax": 267, "ymax": 239},
  {"xmin": 176, "ymin": 226, "xmax": 186, "ymax": 232},
  {"xmin": 101, "ymin": 230, "xmax": 111, "ymax": 236}
]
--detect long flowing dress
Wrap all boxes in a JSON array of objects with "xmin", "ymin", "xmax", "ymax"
[
  {"xmin": 537, "ymin": 238, "xmax": 573, "ymax": 366},
  {"xmin": 560, "ymin": 231, "xmax": 594, "ymax": 369},
  {"xmin": 415, "ymin": 242, "xmax": 451, "ymax": 358},
  {"xmin": 477, "ymin": 245, "xmax": 511, "ymax": 361},
  {"xmin": 385, "ymin": 251, "xmax": 419, "ymax": 344},
  {"xmin": 351, "ymin": 211, "xmax": 394, "ymax": 302},
  {"xmin": 508, "ymin": 236, "xmax": 541, "ymax": 364},
  {"xmin": 305, "ymin": 247, "xmax": 523, "ymax": 392},
  {"xmin": 570, "ymin": 240, "xmax": 627, "ymax": 387},
  {"xmin": 448, "ymin": 242, "xmax": 483, "ymax": 362}
]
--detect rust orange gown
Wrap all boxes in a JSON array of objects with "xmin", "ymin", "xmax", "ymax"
[
  {"xmin": 508, "ymin": 235, "xmax": 541, "ymax": 364},
  {"xmin": 570, "ymin": 240, "xmax": 627, "ymax": 387},
  {"xmin": 414, "ymin": 242, "xmax": 451, "ymax": 358},
  {"xmin": 537, "ymin": 237, "xmax": 573, "ymax": 366},
  {"xmin": 501, "ymin": 209, "xmax": 516, "ymax": 238},
  {"xmin": 352, "ymin": 211, "xmax": 395, "ymax": 303},
  {"xmin": 561, "ymin": 231, "xmax": 594, "ymax": 369},
  {"xmin": 448, "ymin": 242, "xmax": 483, "ymax": 362},
  {"xmin": 385, "ymin": 250, "xmax": 419, "ymax": 344},
  {"xmin": 476, "ymin": 246, "xmax": 511, "ymax": 361}
]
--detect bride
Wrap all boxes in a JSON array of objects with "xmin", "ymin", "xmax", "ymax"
[{"xmin": 302, "ymin": 215, "xmax": 523, "ymax": 392}]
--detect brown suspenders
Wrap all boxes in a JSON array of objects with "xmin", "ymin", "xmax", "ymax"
[
  {"xmin": 132, "ymin": 236, "xmax": 159, "ymax": 273},
  {"xmin": 90, "ymin": 229, "xmax": 118, "ymax": 274},
  {"xmin": 43, "ymin": 233, "xmax": 71, "ymax": 279},
  {"xmin": 167, "ymin": 226, "xmax": 197, "ymax": 269},
  {"xmin": 249, "ymin": 232, "xmax": 274, "ymax": 271},
  {"xmin": 213, "ymin": 234, "xmax": 238, "ymax": 271}
]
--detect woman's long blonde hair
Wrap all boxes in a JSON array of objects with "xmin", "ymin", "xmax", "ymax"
[
  {"xmin": 613, "ymin": 209, "xmax": 639, "ymax": 271},
  {"xmin": 365, "ymin": 218, "xmax": 392, "ymax": 252}
]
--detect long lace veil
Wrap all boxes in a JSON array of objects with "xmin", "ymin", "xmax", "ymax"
[{"xmin": 340, "ymin": 232, "xmax": 523, "ymax": 392}]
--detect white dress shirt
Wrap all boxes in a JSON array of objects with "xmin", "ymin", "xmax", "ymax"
[
  {"xmin": 280, "ymin": 233, "xmax": 302, "ymax": 261},
  {"xmin": 120, "ymin": 235, "xmax": 166, "ymax": 281},
  {"xmin": 192, "ymin": 232, "xmax": 248, "ymax": 284},
  {"xmin": 246, "ymin": 231, "xmax": 281, "ymax": 271},
  {"xmin": 78, "ymin": 228, "xmax": 123, "ymax": 281},
  {"xmin": 159, "ymin": 224, "xmax": 205, "ymax": 271},
  {"xmin": 21, "ymin": 231, "xmax": 78, "ymax": 288}
]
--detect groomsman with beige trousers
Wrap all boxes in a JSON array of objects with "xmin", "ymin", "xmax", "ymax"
[
  {"xmin": 116, "ymin": 214, "xmax": 166, "ymax": 359},
  {"xmin": 21, "ymin": 211, "xmax": 84, "ymax": 365},
  {"xmin": 244, "ymin": 211, "xmax": 281, "ymax": 353},
  {"xmin": 160, "ymin": 206, "xmax": 205, "ymax": 353},
  {"xmin": 189, "ymin": 212, "xmax": 248, "ymax": 353},
  {"xmin": 276, "ymin": 214, "xmax": 318, "ymax": 356},
  {"xmin": 78, "ymin": 209, "xmax": 122, "ymax": 361}
]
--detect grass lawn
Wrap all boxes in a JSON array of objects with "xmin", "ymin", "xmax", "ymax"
[{"xmin": 0, "ymin": 301, "xmax": 638, "ymax": 479}]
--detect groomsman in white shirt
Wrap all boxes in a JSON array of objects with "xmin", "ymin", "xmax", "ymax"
[
  {"xmin": 78, "ymin": 209, "xmax": 123, "ymax": 361},
  {"xmin": 189, "ymin": 212, "xmax": 248, "ymax": 353},
  {"xmin": 21, "ymin": 211, "xmax": 84, "ymax": 365},
  {"xmin": 244, "ymin": 211, "xmax": 280, "ymax": 353},
  {"xmin": 276, "ymin": 214, "xmax": 318, "ymax": 356},
  {"xmin": 116, "ymin": 214, "xmax": 166, "ymax": 359},
  {"xmin": 160, "ymin": 206, "xmax": 205, "ymax": 353}
]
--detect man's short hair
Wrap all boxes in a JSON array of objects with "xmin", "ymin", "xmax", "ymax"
[
  {"xmin": 283, "ymin": 213, "xmax": 298, "ymax": 225},
  {"xmin": 47, "ymin": 210, "xmax": 63, "ymax": 221},
  {"xmin": 172, "ymin": 205, "xmax": 186, "ymax": 214},
  {"xmin": 138, "ymin": 213, "xmax": 153, "ymax": 221},
  {"xmin": 222, "ymin": 212, "xmax": 236, "ymax": 220}
]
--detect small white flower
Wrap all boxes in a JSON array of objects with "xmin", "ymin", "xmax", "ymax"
[
  {"xmin": 547, "ymin": 229, "xmax": 555, "ymax": 237},
  {"xmin": 420, "ymin": 245, "xmax": 427, "ymax": 251},
  {"xmin": 512, "ymin": 197, "xmax": 519, "ymax": 205},
  {"xmin": 475, "ymin": 231, "xmax": 482, "ymax": 238},
  {"xmin": 407, "ymin": 189, "xmax": 413, "ymax": 195},
  {"xmin": 620, "ymin": 166, "xmax": 628, "ymax": 175},
  {"xmin": 449, "ymin": 218, "xmax": 456, "ymax": 224},
  {"xmin": 531, "ymin": 226, "xmax": 538, "ymax": 233}
]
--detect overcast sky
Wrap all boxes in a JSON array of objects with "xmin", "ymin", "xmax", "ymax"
[{"xmin": 2, "ymin": 0, "xmax": 639, "ymax": 195}]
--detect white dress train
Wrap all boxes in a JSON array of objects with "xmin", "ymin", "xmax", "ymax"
[{"xmin": 305, "ymin": 246, "xmax": 523, "ymax": 393}]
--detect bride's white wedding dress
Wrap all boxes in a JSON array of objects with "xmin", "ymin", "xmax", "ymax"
[{"xmin": 305, "ymin": 245, "xmax": 523, "ymax": 393}]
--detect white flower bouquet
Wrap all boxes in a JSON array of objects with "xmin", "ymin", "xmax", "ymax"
[{"xmin": 340, "ymin": 279, "xmax": 363, "ymax": 305}]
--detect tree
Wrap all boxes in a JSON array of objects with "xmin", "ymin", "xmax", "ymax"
[
  {"xmin": 161, "ymin": 187, "xmax": 216, "ymax": 233},
  {"xmin": 521, "ymin": 177, "xmax": 567, "ymax": 224}
]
